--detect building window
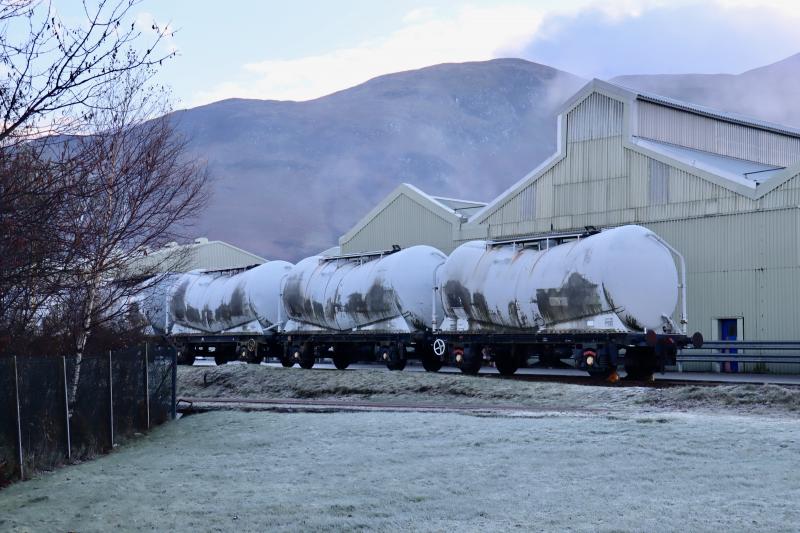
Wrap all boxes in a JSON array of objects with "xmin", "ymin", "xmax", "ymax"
[
  {"xmin": 648, "ymin": 159, "xmax": 670, "ymax": 205},
  {"xmin": 519, "ymin": 186, "xmax": 536, "ymax": 221}
]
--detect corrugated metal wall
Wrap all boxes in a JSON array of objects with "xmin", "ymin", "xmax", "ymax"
[
  {"xmin": 130, "ymin": 242, "xmax": 265, "ymax": 274},
  {"xmin": 637, "ymin": 101, "xmax": 800, "ymax": 167},
  {"xmin": 467, "ymin": 90, "xmax": 800, "ymax": 342},
  {"xmin": 191, "ymin": 243, "xmax": 265, "ymax": 270},
  {"xmin": 340, "ymin": 193, "xmax": 456, "ymax": 254},
  {"xmin": 647, "ymin": 209, "xmax": 800, "ymax": 341},
  {"xmin": 485, "ymin": 93, "xmax": 628, "ymax": 237}
]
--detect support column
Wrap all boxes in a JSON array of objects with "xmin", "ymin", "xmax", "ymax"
[
  {"xmin": 62, "ymin": 356, "xmax": 71, "ymax": 461},
  {"xmin": 108, "ymin": 351, "xmax": 114, "ymax": 447},
  {"xmin": 13, "ymin": 356, "xmax": 23, "ymax": 480},
  {"xmin": 144, "ymin": 344, "xmax": 150, "ymax": 430}
]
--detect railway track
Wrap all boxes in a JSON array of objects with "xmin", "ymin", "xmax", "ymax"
[
  {"xmin": 178, "ymin": 363, "xmax": 800, "ymax": 417},
  {"xmin": 175, "ymin": 396, "xmax": 610, "ymax": 416},
  {"xmin": 196, "ymin": 357, "xmax": 800, "ymax": 387},
  {"xmin": 490, "ymin": 368, "xmax": 800, "ymax": 387},
  {"xmin": 486, "ymin": 372, "xmax": 717, "ymax": 388},
  {"xmin": 273, "ymin": 361, "xmax": 800, "ymax": 388}
]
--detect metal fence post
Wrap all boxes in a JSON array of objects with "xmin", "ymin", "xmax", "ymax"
[
  {"xmin": 144, "ymin": 343, "xmax": 150, "ymax": 430},
  {"xmin": 12, "ymin": 356, "xmax": 24, "ymax": 480},
  {"xmin": 108, "ymin": 350, "xmax": 114, "ymax": 447},
  {"xmin": 62, "ymin": 356, "xmax": 72, "ymax": 461},
  {"xmin": 171, "ymin": 349, "xmax": 177, "ymax": 420}
]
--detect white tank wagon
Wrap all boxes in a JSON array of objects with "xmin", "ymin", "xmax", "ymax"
[
  {"xmin": 439, "ymin": 225, "xmax": 681, "ymax": 334},
  {"xmin": 143, "ymin": 260, "xmax": 293, "ymax": 365},
  {"xmin": 280, "ymin": 245, "xmax": 447, "ymax": 371},
  {"xmin": 434, "ymin": 225, "xmax": 698, "ymax": 378}
]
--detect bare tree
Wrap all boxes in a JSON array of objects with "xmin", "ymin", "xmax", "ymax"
[
  {"xmin": 0, "ymin": 1, "xmax": 209, "ymax": 409},
  {"xmin": 0, "ymin": 0, "xmax": 177, "ymax": 346},
  {"xmin": 0, "ymin": 0, "xmax": 174, "ymax": 144},
  {"xmin": 56, "ymin": 71, "xmax": 207, "ymax": 404},
  {"xmin": 0, "ymin": 139, "xmax": 82, "ymax": 352}
]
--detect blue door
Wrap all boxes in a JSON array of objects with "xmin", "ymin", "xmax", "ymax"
[{"xmin": 719, "ymin": 318, "xmax": 738, "ymax": 371}]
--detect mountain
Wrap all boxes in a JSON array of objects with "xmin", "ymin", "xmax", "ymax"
[
  {"xmin": 611, "ymin": 53, "xmax": 800, "ymax": 128},
  {"xmin": 171, "ymin": 59, "xmax": 585, "ymax": 261}
]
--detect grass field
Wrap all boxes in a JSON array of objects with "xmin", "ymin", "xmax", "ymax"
[{"xmin": 2, "ymin": 366, "xmax": 799, "ymax": 532}]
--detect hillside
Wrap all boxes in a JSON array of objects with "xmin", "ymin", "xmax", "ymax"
[{"xmin": 171, "ymin": 59, "xmax": 585, "ymax": 260}]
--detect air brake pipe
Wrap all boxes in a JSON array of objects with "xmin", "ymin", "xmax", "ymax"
[
  {"xmin": 164, "ymin": 291, "xmax": 170, "ymax": 332},
  {"xmin": 647, "ymin": 233, "xmax": 688, "ymax": 335},
  {"xmin": 432, "ymin": 263, "xmax": 442, "ymax": 332},
  {"xmin": 277, "ymin": 274, "xmax": 287, "ymax": 333}
]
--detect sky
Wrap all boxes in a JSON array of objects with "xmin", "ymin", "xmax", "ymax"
[{"xmin": 58, "ymin": 0, "xmax": 800, "ymax": 109}]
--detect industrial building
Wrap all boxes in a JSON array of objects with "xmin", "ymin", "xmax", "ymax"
[
  {"xmin": 340, "ymin": 79, "xmax": 800, "ymax": 345},
  {"xmin": 340, "ymin": 183, "xmax": 485, "ymax": 254},
  {"xmin": 129, "ymin": 237, "xmax": 266, "ymax": 274}
]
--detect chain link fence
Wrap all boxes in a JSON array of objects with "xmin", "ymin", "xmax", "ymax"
[{"xmin": 0, "ymin": 344, "xmax": 176, "ymax": 485}]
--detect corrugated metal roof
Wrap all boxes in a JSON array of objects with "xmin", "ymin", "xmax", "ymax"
[
  {"xmin": 632, "ymin": 137, "xmax": 786, "ymax": 185},
  {"xmin": 431, "ymin": 196, "xmax": 486, "ymax": 218},
  {"xmin": 430, "ymin": 196, "xmax": 486, "ymax": 209}
]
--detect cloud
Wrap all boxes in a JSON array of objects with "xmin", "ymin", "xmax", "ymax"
[
  {"xmin": 187, "ymin": 0, "xmax": 800, "ymax": 108},
  {"xmin": 519, "ymin": 0, "xmax": 800, "ymax": 78},
  {"xmin": 189, "ymin": 4, "xmax": 547, "ymax": 106},
  {"xmin": 402, "ymin": 7, "xmax": 437, "ymax": 23}
]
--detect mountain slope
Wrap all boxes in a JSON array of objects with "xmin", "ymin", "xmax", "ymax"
[
  {"xmin": 171, "ymin": 59, "xmax": 585, "ymax": 260},
  {"xmin": 611, "ymin": 53, "xmax": 800, "ymax": 127}
]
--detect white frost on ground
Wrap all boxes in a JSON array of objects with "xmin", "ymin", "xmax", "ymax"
[
  {"xmin": 2, "ymin": 366, "xmax": 800, "ymax": 532},
  {"xmin": 178, "ymin": 364, "xmax": 800, "ymax": 416},
  {"xmin": 1, "ymin": 410, "xmax": 799, "ymax": 532}
]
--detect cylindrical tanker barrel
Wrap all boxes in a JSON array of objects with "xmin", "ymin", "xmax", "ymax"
[
  {"xmin": 438, "ymin": 225, "xmax": 679, "ymax": 333},
  {"xmin": 140, "ymin": 272, "xmax": 181, "ymax": 334},
  {"xmin": 282, "ymin": 245, "xmax": 446, "ymax": 332},
  {"xmin": 144, "ymin": 260, "xmax": 293, "ymax": 334}
]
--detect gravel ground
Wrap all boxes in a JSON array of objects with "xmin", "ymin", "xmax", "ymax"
[
  {"xmin": 178, "ymin": 364, "xmax": 800, "ymax": 416},
  {"xmin": 1, "ymin": 409, "xmax": 799, "ymax": 532}
]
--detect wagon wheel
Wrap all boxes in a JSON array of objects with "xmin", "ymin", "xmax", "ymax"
[
  {"xmin": 384, "ymin": 344, "xmax": 407, "ymax": 371},
  {"xmin": 624, "ymin": 347, "xmax": 655, "ymax": 381},
  {"xmin": 418, "ymin": 343, "xmax": 443, "ymax": 373},
  {"xmin": 331, "ymin": 350, "xmax": 349, "ymax": 371},
  {"xmin": 298, "ymin": 342, "xmax": 316, "ymax": 369},
  {"xmin": 493, "ymin": 346, "xmax": 519, "ymax": 377},
  {"xmin": 458, "ymin": 345, "xmax": 481, "ymax": 375}
]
